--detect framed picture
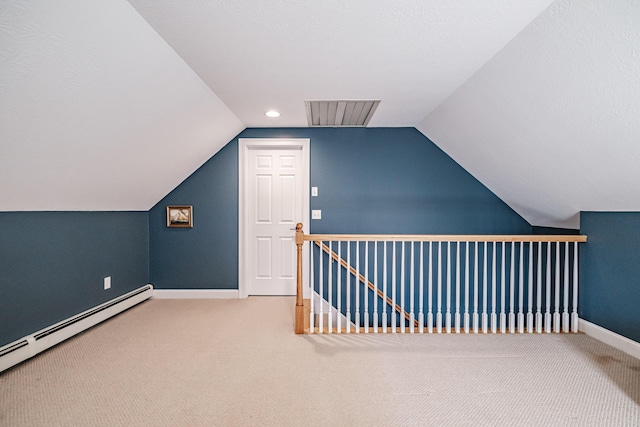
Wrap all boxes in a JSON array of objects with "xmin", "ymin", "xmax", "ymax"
[{"xmin": 166, "ymin": 205, "xmax": 193, "ymax": 228}]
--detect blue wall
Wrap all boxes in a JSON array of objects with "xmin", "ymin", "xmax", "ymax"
[
  {"xmin": 0, "ymin": 211, "xmax": 149, "ymax": 347},
  {"xmin": 149, "ymin": 127, "xmax": 531, "ymax": 289},
  {"xmin": 532, "ymin": 226, "xmax": 579, "ymax": 235},
  {"xmin": 149, "ymin": 141, "xmax": 238, "ymax": 289},
  {"xmin": 580, "ymin": 212, "xmax": 640, "ymax": 342},
  {"xmin": 302, "ymin": 127, "xmax": 530, "ymax": 234}
]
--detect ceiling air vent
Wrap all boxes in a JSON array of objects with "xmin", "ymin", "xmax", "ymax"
[{"xmin": 305, "ymin": 100, "xmax": 380, "ymax": 127}]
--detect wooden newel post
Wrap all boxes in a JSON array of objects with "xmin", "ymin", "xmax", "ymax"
[{"xmin": 295, "ymin": 223, "xmax": 305, "ymax": 334}]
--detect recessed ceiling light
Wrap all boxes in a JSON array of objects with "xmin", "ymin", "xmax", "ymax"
[{"xmin": 265, "ymin": 110, "xmax": 280, "ymax": 118}]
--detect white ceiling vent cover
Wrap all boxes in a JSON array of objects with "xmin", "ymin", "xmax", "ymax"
[{"xmin": 305, "ymin": 100, "xmax": 380, "ymax": 127}]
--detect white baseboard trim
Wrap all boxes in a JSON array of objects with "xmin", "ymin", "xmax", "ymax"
[
  {"xmin": 152, "ymin": 289, "xmax": 239, "ymax": 299},
  {"xmin": 579, "ymin": 318, "xmax": 640, "ymax": 360}
]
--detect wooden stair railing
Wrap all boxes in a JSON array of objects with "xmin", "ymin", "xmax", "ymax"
[{"xmin": 295, "ymin": 223, "xmax": 587, "ymax": 335}]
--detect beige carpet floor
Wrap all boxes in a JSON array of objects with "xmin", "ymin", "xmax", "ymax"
[{"xmin": 1, "ymin": 297, "xmax": 639, "ymax": 426}]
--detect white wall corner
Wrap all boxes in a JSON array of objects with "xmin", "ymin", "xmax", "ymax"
[
  {"xmin": 579, "ymin": 318, "xmax": 640, "ymax": 361},
  {"xmin": 152, "ymin": 289, "xmax": 239, "ymax": 299}
]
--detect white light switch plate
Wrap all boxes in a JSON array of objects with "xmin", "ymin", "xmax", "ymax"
[
  {"xmin": 104, "ymin": 276, "xmax": 111, "ymax": 290},
  {"xmin": 312, "ymin": 210, "xmax": 322, "ymax": 220},
  {"xmin": 311, "ymin": 187, "xmax": 318, "ymax": 197}
]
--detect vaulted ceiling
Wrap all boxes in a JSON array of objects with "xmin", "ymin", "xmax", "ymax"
[{"xmin": 2, "ymin": 1, "xmax": 639, "ymax": 228}]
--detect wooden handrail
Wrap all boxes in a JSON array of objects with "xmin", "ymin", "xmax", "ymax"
[
  {"xmin": 315, "ymin": 241, "xmax": 418, "ymax": 327},
  {"xmin": 304, "ymin": 234, "xmax": 587, "ymax": 243}
]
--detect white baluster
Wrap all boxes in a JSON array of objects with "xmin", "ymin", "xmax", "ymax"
[
  {"xmin": 446, "ymin": 241, "xmax": 451, "ymax": 333},
  {"xmin": 373, "ymin": 241, "xmax": 378, "ymax": 334},
  {"xmin": 491, "ymin": 242, "xmax": 497, "ymax": 334},
  {"xmin": 464, "ymin": 242, "xmax": 470, "ymax": 333},
  {"xmin": 355, "ymin": 241, "xmax": 360, "ymax": 334},
  {"xmin": 482, "ymin": 241, "xmax": 488, "ymax": 334},
  {"xmin": 455, "ymin": 242, "xmax": 461, "ymax": 333},
  {"xmin": 509, "ymin": 242, "xmax": 515, "ymax": 334},
  {"xmin": 310, "ymin": 240, "xmax": 315, "ymax": 333},
  {"xmin": 364, "ymin": 241, "xmax": 369, "ymax": 334},
  {"xmin": 337, "ymin": 241, "xmax": 342, "ymax": 333},
  {"xmin": 392, "ymin": 241, "xmax": 397, "ymax": 333},
  {"xmin": 572, "ymin": 242, "xmax": 579, "ymax": 333},
  {"xmin": 398, "ymin": 242, "xmax": 406, "ymax": 333},
  {"xmin": 527, "ymin": 242, "xmax": 534, "ymax": 333},
  {"xmin": 536, "ymin": 242, "xmax": 542, "ymax": 333},
  {"xmin": 319, "ymin": 241, "xmax": 324, "ymax": 334},
  {"xmin": 545, "ymin": 242, "xmax": 551, "ymax": 333},
  {"xmin": 473, "ymin": 242, "xmax": 479, "ymax": 334},
  {"xmin": 328, "ymin": 241, "xmax": 333, "ymax": 334},
  {"xmin": 563, "ymin": 242, "xmax": 570, "ymax": 333},
  {"xmin": 346, "ymin": 242, "xmax": 351, "ymax": 334},
  {"xmin": 382, "ymin": 242, "xmax": 387, "ymax": 333},
  {"xmin": 419, "ymin": 242, "xmax": 424, "ymax": 333},
  {"xmin": 410, "ymin": 242, "xmax": 415, "ymax": 333},
  {"xmin": 401, "ymin": 242, "xmax": 406, "ymax": 334},
  {"xmin": 554, "ymin": 242, "xmax": 560, "ymax": 333},
  {"xmin": 428, "ymin": 241, "xmax": 433, "ymax": 333},
  {"xmin": 500, "ymin": 241, "xmax": 506, "ymax": 333},
  {"xmin": 437, "ymin": 241, "xmax": 442, "ymax": 333},
  {"xmin": 518, "ymin": 242, "xmax": 524, "ymax": 333}
]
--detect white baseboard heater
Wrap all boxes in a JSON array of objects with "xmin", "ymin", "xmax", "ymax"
[{"xmin": 0, "ymin": 284, "xmax": 153, "ymax": 373}]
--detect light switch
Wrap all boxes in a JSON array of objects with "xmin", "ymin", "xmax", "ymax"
[
  {"xmin": 311, "ymin": 187, "xmax": 318, "ymax": 197},
  {"xmin": 312, "ymin": 210, "xmax": 322, "ymax": 220},
  {"xmin": 104, "ymin": 276, "xmax": 111, "ymax": 290}
]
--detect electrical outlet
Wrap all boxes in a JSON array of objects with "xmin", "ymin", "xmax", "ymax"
[
  {"xmin": 312, "ymin": 210, "xmax": 322, "ymax": 220},
  {"xmin": 104, "ymin": 276, "xmax": 111, "ymax": 290}
]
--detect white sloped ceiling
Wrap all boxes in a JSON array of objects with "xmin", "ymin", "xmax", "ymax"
[
  {"xmin": 0, "ymin": 0, "xmax": 244, "ymax": 211},
  {"xmin": 418, "ymin": 0, "xmax": 640, "ymax": 228},
  {"xmin": 126, "ymin": 0, "xmax": 553, "ymax": 128},
  {"xmin": 4, "ymin": 0, "xmax": 637, "ymax": 227}
]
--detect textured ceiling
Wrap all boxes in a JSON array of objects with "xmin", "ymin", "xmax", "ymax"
[
  {"xmin": 418, "ymin": 0, "xmax": 640, "ymax": 228},
  {"xmin": 126, "ymin": 0, "xmax": 554, "ymax": 127},
  {"xmin": 0, "ymin": 1, "xmax": 243, "ymax": 211},
  {"xmin": 2, "ymin": 0, "xmax": 638, "ymax": 228}
]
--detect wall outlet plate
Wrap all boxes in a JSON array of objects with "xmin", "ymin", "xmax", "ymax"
[{"xmin": 312, "ymin": 210, "xmax": 321, "ymax": 220}]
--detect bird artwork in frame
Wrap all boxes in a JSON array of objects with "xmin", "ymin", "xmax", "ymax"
[{"xmin": 166, "ymin": 205, "xmax": 193, "ymax": 228}]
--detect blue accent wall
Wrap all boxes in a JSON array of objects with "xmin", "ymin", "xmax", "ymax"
[
  {"xmin": 149, "ymin": 127, "xmax": 531, "ymax": 289},
  {"xmin": 0, "ymin": 211, "xmax": 149, "ymax": 347},
  {"xmin": 532, "ymin": 226, "xmax": 579, "ymax": 235},
  {"xmin": 303, "ymin": 127, "xmax": 530, "ymax": 234},
  {"xmin": 149, "ymin": 141, "xmax": 238, "ymax": 289},
  {"xmin": 580, "ymin": 212, "xmax": 640, "ymax": 342}
]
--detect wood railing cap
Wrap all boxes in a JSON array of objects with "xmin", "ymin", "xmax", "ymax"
[
  {"xmin": 299, "ymin": 233, "xmax": 587, "ymax": 243},
  {"xmin": 294, "ymin": 224, "xmax": 586, "ymax": 242}
]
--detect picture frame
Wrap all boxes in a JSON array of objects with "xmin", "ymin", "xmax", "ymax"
[{"xmin": 166, "ymin": 205, "xmax": 193, "ymax": 228}]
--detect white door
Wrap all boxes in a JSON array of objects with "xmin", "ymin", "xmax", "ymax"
[{"xmin": 239, "ymin": 139, "xmax": 309, "ymax": 297}]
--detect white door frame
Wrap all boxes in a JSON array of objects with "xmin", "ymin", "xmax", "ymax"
[{"xmin": 238, "ymin": 138, "xmax": 310, "ymax": 298}]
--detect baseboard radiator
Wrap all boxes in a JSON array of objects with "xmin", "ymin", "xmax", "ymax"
[{"xmin": 0, "ymin": 284, "xmax": 153, "ymax": 373}]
